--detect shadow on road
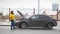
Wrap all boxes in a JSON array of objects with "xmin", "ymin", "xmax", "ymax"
[
  {"xmin": 17, "ymin": 28, "xmax": 60, "ymax": 31},
  {"xmin": 0, "ymin": 26, "xmax": 60, "ymax": 31}
]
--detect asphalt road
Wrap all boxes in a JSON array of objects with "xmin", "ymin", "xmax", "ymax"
[{"xmin": 0, "ymin": 21, "xmax": 60, "ymax": 34}]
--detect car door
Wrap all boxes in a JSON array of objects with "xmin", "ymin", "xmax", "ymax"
[
  {"xmin": 29, "ymin": 15, "xmax": 40, "ymax": 27},
  {"xmin": 39, "ymin": 15, "xmax": 52, "ymax": 27},
  {"xmin": 39, "ymin": 15, "xmax": 48, "ymax": 27}
]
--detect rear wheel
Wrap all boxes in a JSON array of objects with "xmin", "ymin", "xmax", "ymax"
[
  {"xmin": 44, "ymin": 23, "xmax": 53, "ymax": 29},
  {"xmin": 20, "ymin": 23, "xmax": 27, "ymax": 29},
  {"xmin": 47, "ymin": 23, "xmax": 53, "ymax": 29}
]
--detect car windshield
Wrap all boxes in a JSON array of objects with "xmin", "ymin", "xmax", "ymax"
[{"xmin": 24, "ymin": 15, "xmax": 32, "ymax": 19}]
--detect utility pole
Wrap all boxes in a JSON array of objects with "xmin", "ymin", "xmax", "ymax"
[
  {"xmin": 38, "ymin": 0, "xmax": 40, "ymax": 14},
  {"xmin": 9, "ymin": 8, "xmax": 10, "ymax": 21},
  {"xmin": 33, "ymin": 8, "xmax": 35, "ymax": 14},
  {"xmin": 9, "ymin": 8, "xmax": 10, "ymax": 14},
  {"xmin": 57, "ymin": 9, "xmax": 58, "ymax": 21}
]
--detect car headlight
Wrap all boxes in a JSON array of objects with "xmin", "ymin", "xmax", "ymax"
[{"xmin": 16, "ymin": 20, "xmax": 20, "ymax": 22}]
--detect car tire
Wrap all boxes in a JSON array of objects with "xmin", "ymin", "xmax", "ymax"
[
  {"xmin": 20, "ymin": 23, "xmax": 27, "ymax": 29},
  {"xmin": 47, "ymin": 23, "xmax": 53, "ymax": 29}
]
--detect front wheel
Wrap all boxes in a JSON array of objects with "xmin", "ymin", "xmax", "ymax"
[{"xmin": 20, "ymin": 23, "xmax": 27, "ymax": 29}]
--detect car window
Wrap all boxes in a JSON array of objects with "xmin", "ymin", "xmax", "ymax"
[
  {"xmin": 39, "ymin": 15, "xmax": 51, "ymax": 20},
  {"xmin": 31, "ymin": 15, "xmax": 39, "ymax": 19}
]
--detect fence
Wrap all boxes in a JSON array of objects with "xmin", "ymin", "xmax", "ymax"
[{"xmin": 0, "ymin": 8, "xmax": 60, "ymax": 25}]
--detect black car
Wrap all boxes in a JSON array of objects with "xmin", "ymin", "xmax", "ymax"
[{"xmin": 15, "ymin": 11, "xmax": 57, "ymax": 29}]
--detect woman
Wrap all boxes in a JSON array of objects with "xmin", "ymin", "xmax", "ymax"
[{"xmin": 9, "ymin": 11, "xmax": 15, "ymax": 30}]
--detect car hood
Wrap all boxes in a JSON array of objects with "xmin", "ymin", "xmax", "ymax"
[
  {"xmin": 17, "ymin": 10, "xmax": 31, "ymax": 19},
  {"xmin": 17, "ymin": 10, "xmax": 24, "ymax": 16}
]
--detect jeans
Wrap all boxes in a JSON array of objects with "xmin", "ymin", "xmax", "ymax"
[{"xmin": 11, "ymin": 20, "xmax": 15, "ymax": 30}]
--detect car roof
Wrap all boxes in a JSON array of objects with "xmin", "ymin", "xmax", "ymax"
[{"xmin": 33, "ymin": 14, "xmax": 46, "ymax": 16}]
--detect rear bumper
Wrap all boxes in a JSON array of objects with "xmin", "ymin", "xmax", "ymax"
[{"xmin": 53, "ymin": 22, "xmax": 57, "ymax": 26}]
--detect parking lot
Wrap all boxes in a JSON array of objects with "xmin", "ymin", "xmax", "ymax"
[{"xmin": 0, "ymin": 21, "xmax": 60, "ymax": 34}]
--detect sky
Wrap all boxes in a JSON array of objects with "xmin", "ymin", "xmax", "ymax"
[
  {"xmin": 0, "ymin": 0, "xmax": 38, "ymax": 9},
  {"xmin": 0, "ymin": 0, "xmax": 60, "ymax": 15}
]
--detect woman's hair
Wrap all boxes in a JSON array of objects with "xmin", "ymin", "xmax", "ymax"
[{"xmin": 11, "ymin": 11, "xmax": 14, "ymax": 14}]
